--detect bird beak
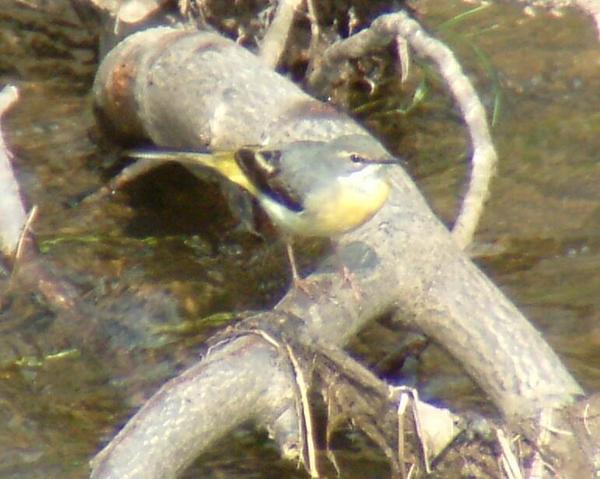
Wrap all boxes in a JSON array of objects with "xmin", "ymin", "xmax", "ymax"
[
  {"xmin": 359, "ymin": 155, "xmax": 404, "ymax": 166},
  {"xmin": 375, "ymin": 156, "xmax": 404, "ymax": 165}
]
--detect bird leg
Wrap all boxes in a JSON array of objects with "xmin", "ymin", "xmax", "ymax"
[
  {"xmin": 286, "ymin": 241, "xmax": 361, "ymax": 299},
  {"xmin": 286, "ymin": 242, "xmax": 314, "ymax": 294}
]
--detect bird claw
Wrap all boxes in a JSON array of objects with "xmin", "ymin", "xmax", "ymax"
[
  {"xmin": 342, "ymin": 266, "xmax": 363, "ymax": 301},
  {"xmin": 292, "ymin": 277, "xmax": 317, "ymax": 296}
]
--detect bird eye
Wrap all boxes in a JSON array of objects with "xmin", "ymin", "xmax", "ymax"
[{"xmin": 350, "ymin": 153, "xmax": 367, "ymax": 163}]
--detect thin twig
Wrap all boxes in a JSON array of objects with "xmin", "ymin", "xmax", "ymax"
[
  {"xmin": 396, "ymin": 35, "xmax": 410, "ymax": 83},
  {"xmin": 496, "ymin": 429, "xmax": 523, "ymax": 479},
  {"xmin": 583, "ymin": 401, "xmax": 591, "ymax": 436},
  {"xmin": 13, "ymin": 205, "xmax": 38, "ymax": 266},
  {"xmin": 305, "ymin": 0, "xmax": 323, "ymax": 62},
  {"xmin": 286, "ymin": 343, "xmax": 319, "ymax": 478},
  {"xmin": 259, "ymin": 0, "xmax": 304, "ymax": 68},
  {"xmin": 396, "ymin": 391, "xmax": 409, "ymax": 479}
]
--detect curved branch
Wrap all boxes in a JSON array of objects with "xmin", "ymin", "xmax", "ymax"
[
  {"xmin": 91, "ymin": 333, "xmax": 301, "ymax": 479},
  {"xmin": 309, "ymin": 11, "xmax": 498, "ymax": 249},
  {"xmin": 89, "ymin": 21, "xmax": 582, "ymax": 479},
  {"xmin": 92, "ymin": 18, "xmax": 581, "ymax": 426}
]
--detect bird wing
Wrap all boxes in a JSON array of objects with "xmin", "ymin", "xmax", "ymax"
[
  {"xmin": 235, "ymin": 148, "xmax": 304, "ymax": 212},
  {"xmin": 124, "ymin": 148, "xmax": 258, "ymax": 196}
]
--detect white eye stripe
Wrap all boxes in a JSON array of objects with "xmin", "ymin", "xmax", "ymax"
[
  {"xmin": 334, "ymin": 165, "xmax": 380, "ymax": 184},
  {"xmin": 344, "ymin": 150, "xmax": 389, "ymax": 165}
]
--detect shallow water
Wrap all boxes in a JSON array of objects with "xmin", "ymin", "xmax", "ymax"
[
  {"xmin": 414, "ymin": 0, "xmax": 600, "ymax": 395},
  {"xmin": 0, "ymin": 0, "xmax": 599, "ymax": 477}
]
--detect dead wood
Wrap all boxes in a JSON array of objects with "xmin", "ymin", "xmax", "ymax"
[
  {"xmin": 84, "ymin": 7, "xmax": 596, "ymax": 477},
  {"xmin": 7, "ymin": 1, "xmax": 591, "ymax": 477}
]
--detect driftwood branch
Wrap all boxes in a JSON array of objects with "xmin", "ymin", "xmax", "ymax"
[
  {"xmin": 93, "ymin": 21, "xmax": 582, "ymax": 417},
  {"xmin": 91, "ymin": 308, "xmax": 461, "ymax": 478},
  {"xmin": 86, "ymin": 11, "xmax": 590, "ymax": 479},
  {"xmin": 91, "ymin": 331, "xmax": 301, "ymax": 478}
]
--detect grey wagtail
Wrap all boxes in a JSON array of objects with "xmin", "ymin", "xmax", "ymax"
[{"xmin": 125, "ymin": 134, "xmax": 397, "ymax": 286}]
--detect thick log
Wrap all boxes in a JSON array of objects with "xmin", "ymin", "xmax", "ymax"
[{"xmin": 91, "ymin": 25, "xmax": 584, "ymax": 477}]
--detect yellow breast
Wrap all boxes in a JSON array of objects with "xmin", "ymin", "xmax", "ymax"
[{"xmin": 259, "ymin": 166, "xmax": 391, "ymax": 237}]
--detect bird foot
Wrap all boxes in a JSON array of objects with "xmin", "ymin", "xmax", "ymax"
[
  {"xmin": 291, "ymin": 275, "xmax": 318, "ymax": 296},
  {"xmin": 341, "ymin": 266, "xmax": 363, "ymax": 301}
]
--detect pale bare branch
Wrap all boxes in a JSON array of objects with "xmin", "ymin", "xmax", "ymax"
[{"xmin": 0, "ymin": 85, "xmax": 27, "ymax": 257}]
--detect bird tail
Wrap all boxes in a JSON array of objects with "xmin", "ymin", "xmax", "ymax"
[{"xmin": 123, "ymin": 148, "xmax": 257, "ymax": 194}]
